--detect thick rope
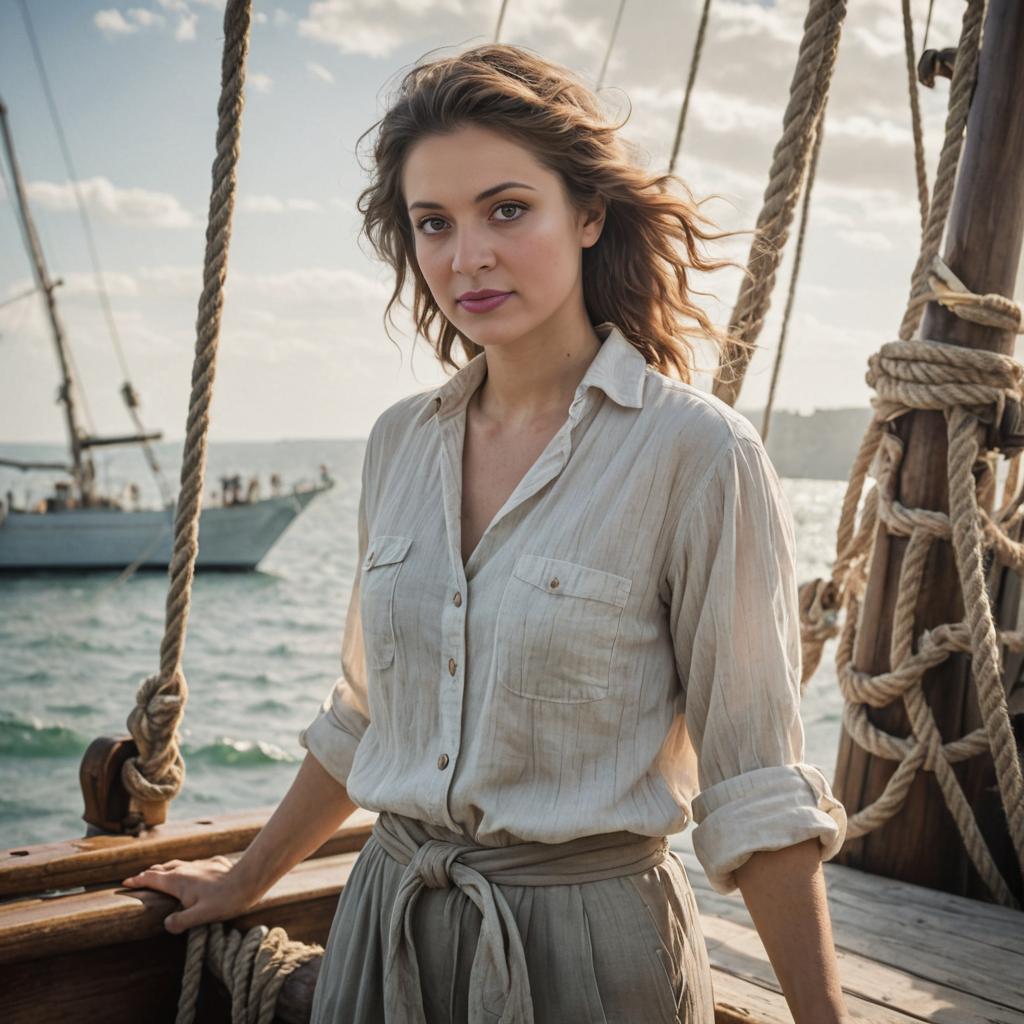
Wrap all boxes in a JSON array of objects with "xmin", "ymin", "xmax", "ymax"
[
  {"xmin": 799, "ymin": 0, "xmax": 1024, "ymax": 908},
  {"xmin": 712, "ymin": 0, "xmax": 847, "ymax": 406},
  {"xmin": 120, "ymin": 0, "xmax": 252, "ymax": 826},
  {"xmin": 174, "ymin": 921, "xmax": 323, "ymax": 1024}
]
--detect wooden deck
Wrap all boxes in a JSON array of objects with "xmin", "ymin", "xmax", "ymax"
[
  {"xmin": 674, "ymin": 845, "xmax": 1024, "ymax": 1023},
  {"xmin": 3, "ymin": 810, "xmax": 1022, "ymax": 1023}
]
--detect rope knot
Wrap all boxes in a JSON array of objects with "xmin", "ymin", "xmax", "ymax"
[{"xmin": 122, "ymin": 667, "xmax": 189, "ymax": 805}]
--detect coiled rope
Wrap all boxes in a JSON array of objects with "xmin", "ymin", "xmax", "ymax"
[{"xmin": 174, "ymin": 921, "xmax": 323, "ymax": 1024}]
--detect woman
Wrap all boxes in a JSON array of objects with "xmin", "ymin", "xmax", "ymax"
[{"xmin": 123, "ymin": 43, "xmax": 850, "ymax": 1024}]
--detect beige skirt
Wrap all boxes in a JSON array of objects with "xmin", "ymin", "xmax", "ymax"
[{"xmin": 309, "ymin": 811, "xmax": 716, "ymax": 1023}]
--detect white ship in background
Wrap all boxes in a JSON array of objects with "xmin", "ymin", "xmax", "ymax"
[{"xmin": 0, "ymin": 98, "xmax": 332, "ymax": 572}]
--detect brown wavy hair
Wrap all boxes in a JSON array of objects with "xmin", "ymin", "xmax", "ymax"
[{"xmin": 354, "ymin": 42, "xmax": 756, "ymax": 384}]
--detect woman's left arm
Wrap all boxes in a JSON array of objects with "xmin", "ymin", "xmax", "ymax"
[{"xmin": 735, "ymin": 838, "xmax": 849, "ymax": 1024}]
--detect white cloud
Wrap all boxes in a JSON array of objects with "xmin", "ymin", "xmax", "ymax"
[
  {"xmin": 96, "ymin": 0, "xmax": 221, "ymax": 43},
  {"xmin": 273, "ymin": 7, "xmax": 291, "ymax": 26},
  {"xmin": 52, "ymin": 271, "xmax": 141, "ymax": 298},
  {"xmin": 307, "ymin": 62, "xmax": 335, "ymax": 85},
  {"xmin": 126, "ymin": 7, "xmax": 166, "ymax": 28},
  {"xmin": 94, "ymin": 9, "xmax": 137, "ymax": 36},
  {"xmin": 137, "ymin": 264, "xmax": 389, "ymax": 302},
  {"xmin": 174, "ymin": 11, "xmax": 198, "ymax": 40},
  {"xmin": 297, "ymin": 0, "xmax": 470, "ymax": 58},
  {"xmin": 249, "ymin": 72, "xmax": 274, "ymax": 94},
  {"xmin": 238, "ymin": 195, "xmax": 323, "ymax": 213},
  {"xmin": 837, "ymin": 228, "xmax": 895, "ymax": 252},
  {"xmin": 25, "ymin": 177, "xmax": 194, "ymax": 229}
]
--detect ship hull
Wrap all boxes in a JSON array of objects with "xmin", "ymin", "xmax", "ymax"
[{"xmin": 0, "ymin": 484, "xmax": 329, "ymax": 572}]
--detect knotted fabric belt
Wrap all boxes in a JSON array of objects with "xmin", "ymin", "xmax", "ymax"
[{"xmin": 371, "ymin": 810, "xmax": 670, "ymax": 1023}]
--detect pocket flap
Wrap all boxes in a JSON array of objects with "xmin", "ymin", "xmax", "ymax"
[
  {"xmin": 363, "ymin": 534, "xmax": 413, "ymax": 571},
  {"xmin": 513, "ymin": 554, "xmax": 631, "ymax": 608}
]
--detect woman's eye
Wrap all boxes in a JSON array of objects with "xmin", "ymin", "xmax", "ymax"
[
  {"xmin": 418, "ymin": 216, "xmax": 446, "ymax": 235},
  {"xmin": 494, "ymin": 202, "xmax": 527, "ymax": 221},
  {"xmin": 416, "ymin": 202, "xmax": 527, "ymax": 235}
]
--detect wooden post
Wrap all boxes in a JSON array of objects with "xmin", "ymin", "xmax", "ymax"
[{"xmin": 832, "ymin": 0, "xmax": 1024, "ymax": 904}]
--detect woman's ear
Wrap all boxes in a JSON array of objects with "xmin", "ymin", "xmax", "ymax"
[{"xmin": 580, "ymin": 198, "xmax": 606, "ymax": 248}]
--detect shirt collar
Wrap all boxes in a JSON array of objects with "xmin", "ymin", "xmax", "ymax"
[{"xmin": 413, "ymin": 321, "xmax": 647, "ymax": 427}]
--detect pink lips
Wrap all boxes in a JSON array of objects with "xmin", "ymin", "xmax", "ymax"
[{"xmin": 458, "ymin": 292, "xmax": 512, "ymax": 314}]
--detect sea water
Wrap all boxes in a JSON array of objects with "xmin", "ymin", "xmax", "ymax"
[{"xmin": 0, "ymin": 439, "xmax": 849, "ymax": 853}]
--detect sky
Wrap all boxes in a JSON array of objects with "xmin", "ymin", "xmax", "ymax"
[{"xmin": 1, "ymin": 0, "xmax": 1018, "ymax": 445}]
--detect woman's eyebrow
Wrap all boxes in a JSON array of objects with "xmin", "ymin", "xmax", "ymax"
[{"xmin": 408, "ymin": 181, "xmax": 537, "ymax": 212}]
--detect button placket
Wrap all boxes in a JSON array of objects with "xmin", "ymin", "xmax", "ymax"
[{"xmin": 432, "ymin": 564, "xmax": 467, "ymax": 825}]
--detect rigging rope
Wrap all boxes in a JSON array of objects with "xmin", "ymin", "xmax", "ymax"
[
  {"xmin": 493, "ymin": 0, "xmax": 510, "ymax": 42},
  {"xmin": 711, "ymin": 0, "xmax": 847, "ymax": 407},
  {"xmin": 595, "ymin": 0, "xmax": 627, "ymax": 92},
  {"xmin": 902, "ymin": 0, "xmax": 930, "ymax": 236},
  {"xmin": 760, "ymin": 100, "xmax": 826, "ymax": 443},
  {"xmin": 667, "ymin": 0, "xmax": 712, "ymax": 176},
  {"xmin": 120, "ymin": 0, "xmax": 251, "ymax": 823}
]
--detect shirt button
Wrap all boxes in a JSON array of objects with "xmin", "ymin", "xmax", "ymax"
[
  {"xmin": 437, "ymin": 753, "xmax": 449, "ymax": 770},
  {"xmin": 448, "ymin": 657, "xmax": 457, "ymax": 676},
  {"xmin": 549, "ymin": 577, "xmax": 560, "ymax": 589},
  {"xmin": 453, "ymin": 591, "xmax": 462, "ymax": 607}
]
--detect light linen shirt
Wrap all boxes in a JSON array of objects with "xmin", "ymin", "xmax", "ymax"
[{"xmin": 299, "ymin": 321, "xmax": 847, "ymax": 894}]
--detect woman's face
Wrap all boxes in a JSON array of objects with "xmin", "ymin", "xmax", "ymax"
[{"xmin": 401, "ymin": 123, "xmax": 604, "ymax": 349}]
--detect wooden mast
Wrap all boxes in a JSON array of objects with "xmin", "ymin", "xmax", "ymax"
[
  {"xmin": 832, "ymin": 0, "xmax": 1024, "ymax": 903},
  {"xmin": 0, "ymin": 97, "xmax": 95, "ymax": 506}
]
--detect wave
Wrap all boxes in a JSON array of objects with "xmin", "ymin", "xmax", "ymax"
[
  {"xmin": 0, "ymin": 713, "xmax": 89, "ymax": 758},
  {"xmin": 186, "ymin": 737, "xmax": 297, "ymax": 766},
  {"xmin": 0, "ymin": 712, "xmax": 296, "ymax": 766}
]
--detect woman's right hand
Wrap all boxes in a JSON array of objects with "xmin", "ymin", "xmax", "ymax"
[{"xmin": 121, "ymin": 855, "xmax": 258, "ymax": 934}]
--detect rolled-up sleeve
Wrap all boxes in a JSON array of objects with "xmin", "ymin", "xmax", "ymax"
[
  {"xmin": 297, "ymin": 444, "xmax": 372, "ymax": 788},
  {"xmin": 667, "ymin": 425, "xmax": 847, "ymax": 895}
]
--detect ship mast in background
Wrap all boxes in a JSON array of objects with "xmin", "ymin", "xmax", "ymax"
[{"xmin": 0, "ymin": 98, "xmax": 96, "ymax": 505}]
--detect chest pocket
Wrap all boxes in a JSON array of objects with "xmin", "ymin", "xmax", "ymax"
[
  {"xmin": 496, "ymin": 554, "xmax": 632, "ymax": 703},
  {"xmin": 360, "ymin": 534, "xmax": 413, "ymax": 670}
]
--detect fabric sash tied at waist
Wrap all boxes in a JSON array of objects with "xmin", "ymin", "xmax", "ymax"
[{"xmin": 371, "ymin": 810, "xmax": 670, "ymax": 1024}]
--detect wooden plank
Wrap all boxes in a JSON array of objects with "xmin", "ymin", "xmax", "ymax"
[
  {"xmin": 677, "ymin": 850, "xmax": 1024, "ymax": 1023},
  {"xmin": 682, "ymin": 851, "xmax": 1024, "ymax": 1000},
  {"xmin": 700, "ymin": 911, "xmax": 1017, "ymax": 1024},
  {"xmin": 0, "ymin": 806, "xmax": 377, "ymax": 898},
  {"xmin": 821, "ymin": 859, "xmax": 1024, "ymax": 954},
  {"xmin": 711, "ymin": 975, "xmax": 922, "ymax": 1024}
]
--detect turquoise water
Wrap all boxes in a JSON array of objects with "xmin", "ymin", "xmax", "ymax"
[{"xmin": 0, "ymin": 440, "xmax": 849, "ymax": 850}]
